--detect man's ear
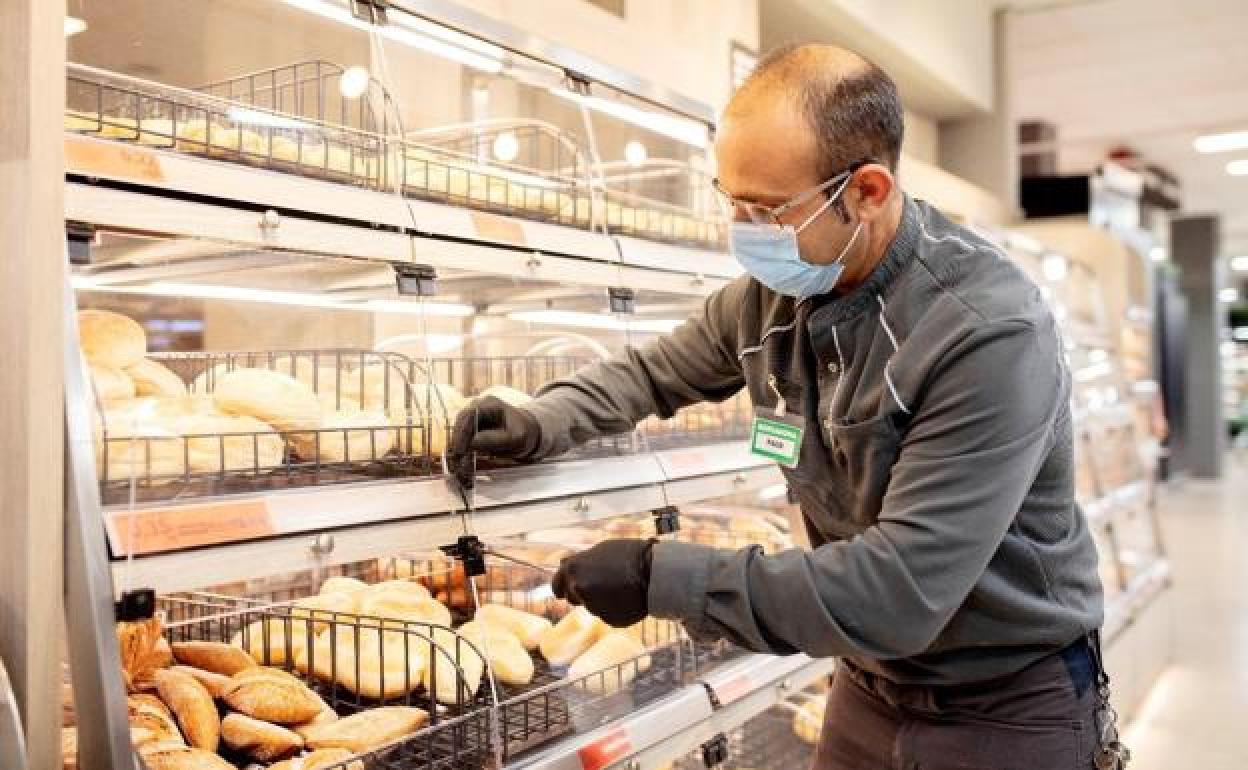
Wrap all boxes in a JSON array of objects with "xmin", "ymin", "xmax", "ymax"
[{"xmin": 850, "ymin": 164, "xmax": 896, "ymax": 223}]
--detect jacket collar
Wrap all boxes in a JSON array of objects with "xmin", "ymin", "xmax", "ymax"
[{"xmin": 807, "ymin": 195, "xmax": 920, "ymax": 324}]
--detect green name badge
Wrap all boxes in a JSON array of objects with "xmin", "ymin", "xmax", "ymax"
[{"xmin": 750, "ymin": 415, "xmax": 803, "ymax": 468}]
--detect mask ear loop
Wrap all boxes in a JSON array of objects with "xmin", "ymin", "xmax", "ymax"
[{"xmin": 795, "ymin": 170, "xmax": 854, "ymax": 233}]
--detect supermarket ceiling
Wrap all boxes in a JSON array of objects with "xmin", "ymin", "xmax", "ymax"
[{"xmin": 1008, "ymin": 0, "xmax": 1248, "ymax": 263}]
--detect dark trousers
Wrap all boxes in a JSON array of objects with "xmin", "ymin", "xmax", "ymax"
[{"xmin": 813, "ymin": 641, "xmax": 1101, "ymax": 769}]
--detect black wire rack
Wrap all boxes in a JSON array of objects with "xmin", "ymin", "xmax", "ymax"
[
  {"xmin": 64, "ymin": 62, "xmax": 728, "ymax": 249},
  {"xmin": 158, "ymin": 553, "xmax": 709, "ymax": 768}
]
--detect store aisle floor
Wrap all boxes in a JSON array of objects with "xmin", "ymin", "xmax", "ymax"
[{"xmin": 1122, "ymin": 451, "xmax": 1248, "ymax": 770}]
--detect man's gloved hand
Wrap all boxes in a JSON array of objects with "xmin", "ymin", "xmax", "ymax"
[
  {"xmin": 552, "ymin": 538, "xmax": 655, "ymax": 628},
  {"xmin": 448, "ymin": 395, "xmax": 542, "ymax": 488}
]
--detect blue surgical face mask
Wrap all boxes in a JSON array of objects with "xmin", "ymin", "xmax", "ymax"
[{"xmin": 730, "ymin": 176, "xmax": 863, "ymax": 299}]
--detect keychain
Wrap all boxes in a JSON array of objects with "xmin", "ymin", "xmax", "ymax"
[{"xmin": 1087, "ymin": 632, "xmax": 1131, "ymax": 769}]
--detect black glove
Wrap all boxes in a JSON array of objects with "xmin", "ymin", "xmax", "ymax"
[
  {"xmin": 552, "ymin": 538, "xmax": 655, "ymax": 628},
  {"xmin": 448, "ymin": 395, "xmax": 542, "ymax": 488}
]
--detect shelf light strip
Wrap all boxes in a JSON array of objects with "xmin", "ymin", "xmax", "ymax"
[
  {"xmin": 548, "ymin": 87, "xmax": 710, "ymax": 149},
  {"xmin": 72, "ymin": 276, "xmax": 474, "ymax": 316}
]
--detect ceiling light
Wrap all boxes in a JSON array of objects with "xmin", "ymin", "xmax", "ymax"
[
  {"xmin": 1219, "ymin": 287, "xmax": 1240, "ymax": 303},
  {"xmin": 1231, "ymin": 256, "xmax": 1248, "ymax": 272},
  {"xmin": 281, "ymin": 0, "xmax": 504, "ymax": 74},
  {"xmin": 1194, "ymin": 130, "xmax": 1248, "ymax": 154},
  {"xmin": 362, "ymin": 299, "xmax": 474, "ymax": 316},
  {"xmin": 492, "ymin": 131, "xmax": 519, "ymax": 163},
  {"xmin": 338, "ymin": 66, "xmax": 371, "ymax": 99},
  {"xmin": 1149, "ymin": 246, "xmax": 1166, "ymax": 262},
  {"xmin": 1228, "ymin": 159, "xmax": 1248, "ymax": 176},
  {"xmin": 1041, "ymin": 253, "xmax": 1068, "ymax": 282},
  {"xmin": 64, "ymin": 16, "xmax": 87, "ymax": 37},
  {"xmin": 624, "ymin": 140, "xmax": 648, "ymax": 168},
  {"xmin": 549, "ymin": 87, "xmax": 709, "ymax": 149},
  {"xmin": 506, "ymin": 309, "xmax": 683, "ymax": 332}
]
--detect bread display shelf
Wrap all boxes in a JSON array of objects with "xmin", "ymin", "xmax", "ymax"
[
  {"xmin": 154, "ymin": 553, "xmax": 738, "ymax": 768},
  {"xmin": 65, "ymin": 61, "xmax": 726, "ymax": 252}
]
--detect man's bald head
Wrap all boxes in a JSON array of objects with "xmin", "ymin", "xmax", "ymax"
[{"xmin": 723, "ymin": 43, "xmax": 904, "ymax": 178}]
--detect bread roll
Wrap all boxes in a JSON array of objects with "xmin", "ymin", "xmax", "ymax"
[
  {"xmin": 174, "ymin": 413, "xmax": 286, "ymax": 474},
  {"xmin": 171, "ymin": 641, "xmax": 257, "ymax": 677},
  {"xmin": 170, "ymin": 666, "xmax": 230, "ymax": 700},
  {"xmin": 213, "ymin": 368, "xmax": 321, "ymax": 433},
  {"xmin": 567, "ymin": 632, "xmax": 650, "ymax": 695},
  {"xmin": 302, "ymin": 627, "xmax": 426, "ymax": 700},
  {"xmin": 291, "ymin": 408, "xmax": 396, "ymax": 464},
  {"xmin": 221, "ymin": 667, "xmax": 325, "ymax": 725},
  {"xmin": 93, "ymin": 416, "xmax": 185, "ymax": 483},
  {"xmin": 153, "ymin": 668, "xmax": 219, "ymax": 751},
  {"xmin": 457, "ymin": 621, "xmax": 534, "ymax": 686},
  {"xmin": 221, "ymin": 712, "xmax": 304, "ymax": 761},
  {"xmin": 126, "ymin": 695, "xmax": 183, "ymax": 745},
  {"xmin": 231, "ymin": 618, "xmax": 312, "ymax": 667},
  {"xmin": 78, "ymin": 309, "xmax": 146, "ymax": 369},
  {"xmin": 116, "ymin": 616, "xmax": 167, "ymax": 692},
  {"xmin": 474, "ymin": 604, "xmax": 552, "ymax": 651},
  {"xmin": 296, "ymin": 706, "xmax": 428, "ymax": 754},
  {"xmin": 136, "ymin": 744, "xmax": 236, "ymax": 770},
  {"xmin": 90, "ymin": 363, "xmax": 137, "ymax": 403},
  {"xmin": 126, "ymin": 358, "xmax": 187, "ymax": 399},
  {"xmin": 792, "ymin": 697, "xmax": 823, "ymax": 744},
  {"xmin": 477, "ymin": 384, "xmax": 532, "ymax": 406},
  {"xmin": 539, "ymin": 607, "xmax": 604, "ymax": 666},
  {"xmin": 268, "ymin": 748, "xmax": 362, "ymax": 770},
  {"xmin": 357, "ymin": 592, "xmax": 451, "ymax": 628},
  {"xmin": 319, "ymin": 576, "xmax": 368, "ymax": 597},
  {"xmin": 291, "ymin": 591, "xmax": 357, "ymax": 630},
  {"xmin": 424, "ymin": 628, "xmax": 484, "ymax": 706},
  {"xmin": 362, "ymin": 579, "xmax": 430, "ymax": 599}
]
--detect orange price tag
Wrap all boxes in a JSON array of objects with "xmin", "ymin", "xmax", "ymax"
[
  {"xmin": 577, "ymin": 727, "xmax": 632, "ymax": 770},
  {"xmin": 65, "ymin": 135, "xmax": 166, "ymax": 183},
  {"xmin": 470, "ymin": 211, "xmax": 526, "ymax": 246},
  {"xmin": 110, "ymin": 500, "xmax": 274, "ymax": 556}
]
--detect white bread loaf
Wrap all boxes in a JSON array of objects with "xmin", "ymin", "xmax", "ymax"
[
  {"xmin": 301, "ymin": 627, "xmax": 426, "ymax": 700},
  {"xmin": 231, "ymin": 618, "xmax": 312, "ymax": 667},
  {"xmin": 173, "ymin": 413, "xmax": 285, "ymax": 474},
  {"xmin": 538, "ymin": 607, "xmax": 604, "ymax": 666},
  {"xmin": 291, "ymin": 407, "xmax": 396, "ymax": 464},
  {"xmin": 361, "ymin": 579, "xmax": 430, "ymax": 599},
  {"xmin": 126, "ymin": 358, "xmax": 187, "ymax": 399},
  {"xmin": 567, "ymin": 631, "xmax": 650, "ymax": 695},
  {"xmin": 356, "ymin": 592, "xmax": 451, "ymax": 628},
  {"xmin": 424, "ymin": 628, "xmax": 484, "ymax": 705},
  {"xmin": 78, "ymin": 309, "xmax": 146, "ymax": 368},
  {"xmin": 474, "ymin": 604, "xmax": 552, "ymax": 651},
  {"xmin": 220, "ymin": 712, "xmax": 303, "ymax": 762},
  {"xmin": 457, "ymin": 621, "xmax": 534, "ymax": 686},
  {"xmin": 290, "ymin": 591, "xmax": 358, "ymax": 631},
  {"xmin": 295, "ymin": 706, "xmax": 428, "ymax": 754},
  {"xmin": 318, "ymin": 576, "xmax": 367, "ymax": 597},
  {"xmin": 212, "ymin": 368, "xmax": 321, "ymax": 433}
]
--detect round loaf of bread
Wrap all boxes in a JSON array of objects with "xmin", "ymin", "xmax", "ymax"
[
  {"xmin": 89, "ymin": 363, "xmax": 136, "ymax": 403},
  {"xmin": 78, "ymin": 310, "xmax": 146, "ymax": 368},
  {"xmin": 213, "ymin": 368, "xmax": 321, "ymax": 433},
  {"xmin": 126, "ymin": 358, "xmax": 188, "ymax": 399}
]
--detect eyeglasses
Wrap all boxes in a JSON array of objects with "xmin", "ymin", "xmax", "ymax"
[{"xmin": 712, "ymin": 159, "xmax": 874, "ymax": 227}]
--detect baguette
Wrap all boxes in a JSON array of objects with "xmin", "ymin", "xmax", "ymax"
[
  {"xmin": 171, "ymin": 640, "xmax": 257, "ymax": 676},
  {"xmin": 474, "ymin": 604, "xmax": 552, "ymax": 651},
  {"xmin": 221, "ymin": 667, "xmax": 325, "ymax": 725},
  {"xmin": 213, "ymin": 368, "xmax": 322, "ymax": 433},
  {"xmin": 567, "ymin": 632, "xmax": 650, "ymax": 695},
  {"xmin": 268, "ymin": 748, "xmax": 362, "ymax": 770},
  {"xmin": 539, "ymin": 607, "xmax": 604, "ymax": 666},
  {"xmin": 357, "ymin": 591, "xmax": 451, "ymax": 628},
  {"xmin": 424, "ymin": 628, "xmax": 485, "ymax": 706},
  {"xmin": 153, "ymin": 668, "xmax": 219, "ymax": 751},
  {"xmin": 221, "ymin": 712, "xmax": 304, "ymax": 761},
  {"xmin": 295, "ymin": 706, "xmax": 428, "ymax": 754},
  {"xmin": 125, "ymin": 695, "xmax": 182, "ymax": 745}
]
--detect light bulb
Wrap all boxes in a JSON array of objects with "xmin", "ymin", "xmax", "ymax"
[
  {"xmin": 338, "ymin": 66, "xmax": 370, "ymax": 99},
  {"xmin": 492, "ymin": 131, "xmax": 519, "ymax": 163},
  {"xmin": 624, "ymin": 140, "xmax": 648, "ymax": 167}
]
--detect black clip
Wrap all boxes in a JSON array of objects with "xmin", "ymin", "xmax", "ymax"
[
  {"xmin": 440, "ymin": 535, "xmax": 487, "ymax": 577},
  {"xmin": 394, "ymin": 263, "xmax": 438, "ymax": 297},
  {"xmin": 700, "ymin": 733, "xmax": 729, "ymax": 767},
  {"xmin": 608, "ymin": 287, "xmax": 636, "ymax": 315},
  {"xmin": 350, "ymin": 0, "xmax": 389, "ymax": 25},
  {"xmin": 652, "ymin": 506, "xmax": 680, "ymax": 535},
  {"xmin": 114, "ymin": 588, "xmax": 156, "ymax": 622},
  {"xmin": 66, "ymin": 221, "xmax": 97, "ymax": 266}
]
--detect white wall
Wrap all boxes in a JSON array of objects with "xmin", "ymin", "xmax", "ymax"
[{"xmin": 455, "ymin": 0, "xmax": 760, "ymax": 113}]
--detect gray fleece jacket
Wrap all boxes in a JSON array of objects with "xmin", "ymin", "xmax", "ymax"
[{"xmin": 523, "ymin": 196, "xmax": 1104, "ymax": 685}]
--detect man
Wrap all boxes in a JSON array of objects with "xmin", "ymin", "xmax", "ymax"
[{"xmin": 450, "ymin": 44, "xmax": 1113, "ymax": 768}]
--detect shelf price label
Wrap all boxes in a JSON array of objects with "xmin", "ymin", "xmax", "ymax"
[
  {"xmin": 577, "ymin": 727, "xmax": 632, "ymax": 770},
  {"xmin": 108, "ymin": 500, "xmax": 274, "ymax": 556}
]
